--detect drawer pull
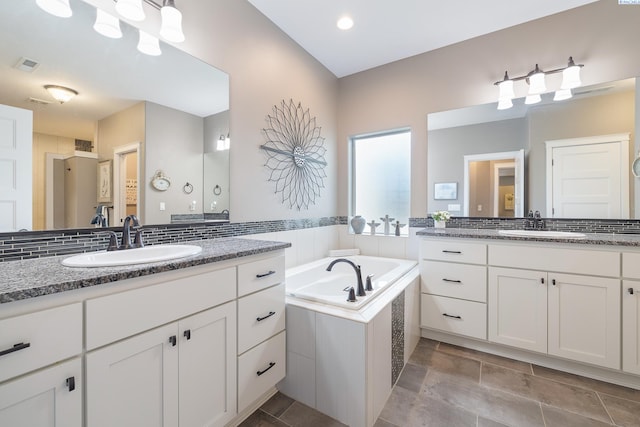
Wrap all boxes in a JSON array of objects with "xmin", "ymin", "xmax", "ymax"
[
  {"xmin": 66, "ymin": 376, "xmax": 76, "ymax": 392},
  {"xmin": 0, "ymin": 342, "xmax": 31, "ymax": 357},
  {"xmin": 257, "ymin": 311, "xmax": 276, "ymax": 322},
  {"xmin": 183, "ymin": 329, "xmax": 191, "ymax": 340},
  {"xmin": 256, "ymin": 270, "xmax": 276, "ymax": 278},
  {"xmin": 442, "ymin": 250, "xmax": 462, "ymax": 254},
  {"xmin": 442, "ymin": 313, "xmax": 462, "ymax": 320},
  {"xmin": 630, "ymin": 288, "xmax": 635, "ymax": 295},
  {"xmin": 169, "ymin": 335, "xmax": 177, "ymax": 346},
  {"xmin": 442, "ymin": 278, "xmax": 462, "ymax": 284},
  {"xmin": 257, "ymin": 361, "xmax": 276, "ymax": 376}
]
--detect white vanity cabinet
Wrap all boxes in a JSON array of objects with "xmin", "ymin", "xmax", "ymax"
[
  {"xmin": 623, "ymin": 252, "xmax": 640, "ymax": 375},
  {"xmin": 0, "ymin": 303, "xmax": 83, "ymax": 426},
  {"xmin": 419, "ymin": 239, "xmax": 488, "ymax": 340},
  {"xmin": 488, "ymin": 244, "xmax": 621, "ymax": 369}
]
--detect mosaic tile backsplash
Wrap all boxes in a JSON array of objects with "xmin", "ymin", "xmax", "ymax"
[{"xmin": 3, "ymin": 215, "xmax": 640, "ymax": 262}]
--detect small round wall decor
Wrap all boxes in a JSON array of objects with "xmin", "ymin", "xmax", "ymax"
[{"xmin": 260, "ymin": 99, "xmax": 327, "ymax": 210}]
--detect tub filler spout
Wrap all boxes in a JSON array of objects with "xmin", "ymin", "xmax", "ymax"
[{"xmin": 326, "ymin": 258, "xmax": 366, "ymax": 297}]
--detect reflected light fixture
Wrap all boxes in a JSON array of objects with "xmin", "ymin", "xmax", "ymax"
[
  {"xmin": 217, "ymin": 134, "xmax": 230, "ymax": 151},
  {"xmin": 115, "ymin": 0, "xmax": 145, "ymax": 21},
  {"xmin": 160, "ymin": 0, "xmax": 185, "ymax": 42},
  {"xmin": 337, "ymin": 16, "xmax": 354, "ymax": 30},
  {"xmin": 137, "ymin": 30, "xmax": 161, "ymax": 56},
  {"xmin": 494, "ymin": 57, "xmax": 584, "ymax": 109},
  {"xmin": 36, "ymin": 0, "xmax": 72, "ymax": 18},
  {"xmin": 93, "ymin": 9, "xmax": 123, "ymax": 39},
  {"xmin": 44, "ymin": 85, "xmax": 78, "ymax": 103}
]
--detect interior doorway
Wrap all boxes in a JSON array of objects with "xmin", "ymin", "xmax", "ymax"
[{"xmin": 113, "ymin": 142, "xmax": 141, "ymax": 225}]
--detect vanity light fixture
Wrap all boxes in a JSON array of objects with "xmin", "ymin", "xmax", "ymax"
[
  {"xmin": 36, "ymin": 0, "xmax": 72, "ymax": 17},
  {"xmin": 494, "ymin": 57, "xmax": 584, "ymax": 109},
  {"xmin": 115, "ymin": 0, "xmax": 145, "ymax": 21},
  {"xmin": 160, "ymin": 0, "xmax": 185, "ymax": 43},
  {"xmin": 137, "ymin": 30, "xmax": 161, "ymax": 56},
  {"xmin": 93, "ymin": 9, "xmax": 123, "ymax": 39},
  {"xmin": 44, "ymin": 85, "xmax": 78, "ymax": 103},
  {"xmin": 217, "ymin": 134, "xmax": 230, "ymax": 151}
]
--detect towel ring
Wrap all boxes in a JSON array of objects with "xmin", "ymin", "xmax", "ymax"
[
  {"xmin": 183, "ymin": 182, "xmax": 194, "ymax": 194},
  {"xmin": 213, "ymin": 185, "xmax": 222, "ymax": 195}
]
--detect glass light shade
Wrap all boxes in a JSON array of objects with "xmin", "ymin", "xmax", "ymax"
[
  {"xmin": 45, "ymin": 85, "xmax": 78, "ymax": 103},
  {"xmin": 115, "ymin": 0, "xmax": 145, "ymax": 21},
  {"xmin": 498, "ymin": 79, "xmax": 515, "ymax": 101},
  {"xmin": 528, "ymin": 71, "xmax": 546, "ymax": 95},
  {"xmin": 160, "ymin": 4, "xmax": 185, "ymax": 42},
  {"xmin": 561, "ymin": 65, "xmax": 582, "ymax": 89},
  {"xmin": 337, "ymin": 16, "xmax": 354, "ymax": 30},
  {"xmin": 497, "ymin": 98, "xmax": 513, "ymax": 110},
  {"xmin": 137, "ymin": 30, "xmax": 161, "ymax": 56},
  {"xmin": 36, "ymin": 0, "xmax": 72, "ymax": 18},
  {"xmin": 553, "ymin": 88, "xmax": 573, "ymax": 101},
  {"xmin": 217, "ymin": 135, "xmax": 226, "ymax": 151},
  {"xmin": 525, "ymin": 94, "xmax": 541, "ymax": 105},
  {"xmin": 94, "ymin": 9, "xmax": 122, "ymax": 39},
  {"xmin": 225, "ymin": 134, "xmax": 231, "ymax": 150}
]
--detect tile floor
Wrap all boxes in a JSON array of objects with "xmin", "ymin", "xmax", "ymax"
[{"xmin": 241, "ymin": 338, "xmax": 640, "ymax": 427}]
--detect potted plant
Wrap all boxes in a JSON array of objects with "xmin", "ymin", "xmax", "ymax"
[{"xmin": 431, "ymin": 210, "xmax": 451, "ymax": 228}]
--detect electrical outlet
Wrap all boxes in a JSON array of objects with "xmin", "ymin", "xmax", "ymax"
[{"xmin": 477, "ymin": 204, "xmax": 483, "ymax": 211}]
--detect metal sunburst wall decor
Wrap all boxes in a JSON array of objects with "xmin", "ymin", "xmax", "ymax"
[{"xmin": 260, "ymin": 99, "xmax": 328, "ymax": 210}]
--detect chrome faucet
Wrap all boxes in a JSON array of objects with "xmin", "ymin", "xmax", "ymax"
[
  {"xmin": 120, "ymin": 215, "xmax": 143, "ymax": 250},
  {"xmin": 326, "ymin": 258, "xmax": 366, "ymax": 297},
  {"xmin": 524, "ymin": 210, "xmax": 544, "ymax": 230}
]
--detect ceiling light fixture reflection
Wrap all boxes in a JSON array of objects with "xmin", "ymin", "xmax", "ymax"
[
  {"xmin": 44, "ymin": 85, "xmax": 78, "ymax": 103},
  {"xmin": 493, "ymin": 57, "xmax": 584, "ymax": 110},
  {"xmin": 93, "ymin": 9, "xmax": 123, "ymax": 39},
  {"xmin": 36, "ymin": 0, "xmax": 72, "ymax": 18},
  {"xmin": 115, "ymin": 0, "xmax": 146, "ymax": 21},
  {"xmin": 337, "ymin": 16, "xmax": 354, "ymax": 30},
  {"xmin": 137, "ymin": 30, "xmax": 162, "ymax": 55}
]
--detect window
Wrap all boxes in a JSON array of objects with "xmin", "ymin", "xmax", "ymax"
[{"xmin": 349, "ymin": 129, "xmax": 411, "ymax": 234}]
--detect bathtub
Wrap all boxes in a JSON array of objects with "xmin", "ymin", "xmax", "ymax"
[{"xmin": 285, "ymin": 255, "xmax": 417, "ymax": 309}]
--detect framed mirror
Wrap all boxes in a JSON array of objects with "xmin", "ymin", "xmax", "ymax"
[{"xmin": 0, "ymin": 0, "xmax": 229, "ymax": 232}]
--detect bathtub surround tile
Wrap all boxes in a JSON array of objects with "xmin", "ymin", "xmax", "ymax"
[
  {"xmin": 531, "ymin": 364, "xmax": 640, "ymax": 403},
  {"xmin": 354, "ymin": 233, "xmax": 380, "ymax": 256},
  {"xmin": 598, "ymin": 393, "xmax": 640, "ymax": 427},
  {"xmin": 378, "ymin": 236, "xmax": 406, "ymax": 259},
  {"xmin": 481, "ymin": 363, "xmax": 611, "ymax": 423},
  {"xmin": 437, "ymin": 342, "xmax": 532, "ymax": 374}
]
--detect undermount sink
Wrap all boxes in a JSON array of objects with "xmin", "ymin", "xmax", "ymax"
[
  {"xmin": 498, "ymin": 229, "xmax": 587, "ymax": 239},
  {"xmin": 61, "ymin": 244, "xmax": 203, "ymax": 267}
]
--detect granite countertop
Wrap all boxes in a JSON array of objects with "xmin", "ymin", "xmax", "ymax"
[
  {"xmin": 416, "ymin": 227, "xmax": 640, "ymax": 247},
  {"xmin": 0, "ymin": 238, "xmax": 290, "ymax": 304}
]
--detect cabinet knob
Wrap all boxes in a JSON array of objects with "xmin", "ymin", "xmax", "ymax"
[
  {"xmin": 183, "ymin": 330, "xmax": 191, "ymax": 340},
  {"xmin": 66, "ymin": 376, "xmax": 76, "ymax": 392},
  {"xmin": 630, "ymin": 288, "xmax": 636, "ymax": 295},
  {"xmin": 169, "ymin": 335, "xmax": 177, "ymax": 346},
  {"xmin": 541, "ymin": 278, "xmax": 545, "ymax": 284},
  {"xmin": 552, "ymin": 279, "xmax": 556, "ymax": 286}
]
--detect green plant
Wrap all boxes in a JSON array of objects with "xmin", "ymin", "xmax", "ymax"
[{"xmin": 432, "ymin": 210, "xmax": 451, "ymax": 222}]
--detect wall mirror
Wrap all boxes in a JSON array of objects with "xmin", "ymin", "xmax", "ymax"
[
  {"xmin": 428, "ymin": 77, "xmax": 637, "ymax": 219},
  {"xmin": 0, "ymin": 0, "xmax": 229, "ymax": 232}
]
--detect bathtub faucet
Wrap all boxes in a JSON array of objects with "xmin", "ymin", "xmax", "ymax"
[{"xmin": 326, "ymin": 258, "xmax": 366, "ymax": 297}]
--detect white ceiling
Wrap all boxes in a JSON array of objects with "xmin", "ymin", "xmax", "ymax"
[{"xmin": 247, "ymin": 0, "xmax": 599, "ymax": 78}]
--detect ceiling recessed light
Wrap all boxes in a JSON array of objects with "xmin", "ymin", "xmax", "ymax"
[{"xmin": 337, "ymin": 16, "xmax": 354, "ymax": 30}]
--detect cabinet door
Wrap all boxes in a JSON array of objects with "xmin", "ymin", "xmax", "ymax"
[
  {"xmin": 548, "ymin": 273, "xmax": 620, "ymax": 369},
  {"xmin": 179, "ymin": 302, "xmax": 237, "ymax": 427},
  {"xmin": 623, "ymin": 282, "xmax": 640, "ymax": 374},
  {"xmin": 86, "ymin": 323, "xmax": 179, "ymax": 427},
  {"xmin": 0, "ymin": 358, "xmax": 81, "ymax": 427},
  {"xmin": 488, "ymin": 267, "xmax": 547, "ymax": 353}
]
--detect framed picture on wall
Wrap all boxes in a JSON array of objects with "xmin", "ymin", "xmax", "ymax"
[
  {"xmin": 434, "ymin": 182, "xmax": 457, "ymax": 200},
  {"xmin": 97, "ymin": 160, "xmax": 112, "ymax": 203}
]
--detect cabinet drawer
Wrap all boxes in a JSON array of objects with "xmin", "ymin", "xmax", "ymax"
[
  {"xmin": 421, "ymin": 260, "xmax": 487, "ymax": 302},
  {"xmin": 238, "ymin": 283, "xmax": 286, "ymax": 354},
  {"xmin": 623, "ymin": 252, "xmax": 640, "ymax": 279},
  {"xmin": 421, "ymin": 240, "xmax": 486, "ymax": 265},
  {"xmin": 238, "ymin": 255, "xmax": 285, "ymax": 297},
  {"xmin": 421, "ymin": 294, "xmax": 486, "ymax": 340},
  {"xmin": 238, "ymin": 331, "xmax": 286, "ymax": 411},
  {"xmin": 0, "ymin": 303, "xmax": 82, "ymax": 383},
  {"xmin": 489, "ymin": 244, "xmax": 619, "ymax": 277},
  {"xmin": 86, "ymin": 266, "xmax": 236, "ymax": 350}
]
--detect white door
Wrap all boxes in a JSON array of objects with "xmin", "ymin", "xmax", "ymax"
[
  {"xmin": 0, "ymin": 104, "xmax": 32, "ymax": 231},
  {"xmin": 179, "ymin": 302, "xmax": 237, "ymax": 427},
  {"xmin": 622, "ymin": 282, "xmax": 640, "ymax": 374},
  {"xmin": 0, "ymin": 358, "xmax": 82, "ymax": 427},
  {"xmin": 86, "ymin": 323, "xmax": 179, "ymax": 427},
  {"xmin": 548, "ymin": 273, "xmax": 620, "ymax": 369},
  {"xmin": 546, "ymin": 134, "xmax": 629, "ymax": 218},
  {"xmin": 488, "ymin": 267, "xmax": 547, "ymax": 353}
]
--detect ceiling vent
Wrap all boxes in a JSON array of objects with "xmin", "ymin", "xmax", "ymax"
[{"xmin": 15, "ymin": 57, "xmax": 40, "ymax": 73}]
